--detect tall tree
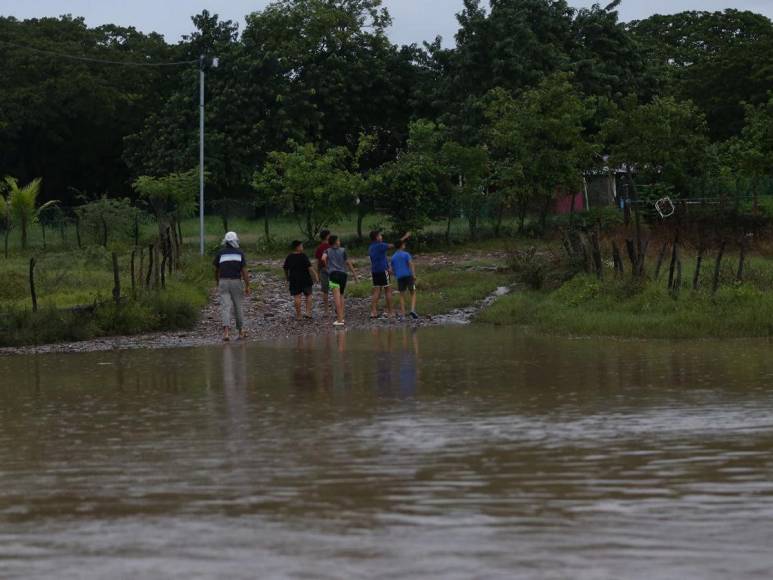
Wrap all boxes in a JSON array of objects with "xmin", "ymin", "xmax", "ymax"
[{"xmin": 629, "ymin": 10, "xmax": 773, "ymax": 139}]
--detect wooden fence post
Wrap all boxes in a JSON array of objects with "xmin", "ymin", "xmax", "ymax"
[
  {"xmin": 130, "ymin": 249, "xmax": 136, "ymax": 299},
  {"xmin": 29, "ymin": 257, "xmax": 37, "ymax": 313},
  {"xmin": 112, "ymin": 252, "xmax": 121, "ymax": 305}
]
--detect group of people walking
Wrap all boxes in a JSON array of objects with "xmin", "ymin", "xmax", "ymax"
[{"xmin": 213, "ymin": 229, "xmax": 418, "ymax": 341}]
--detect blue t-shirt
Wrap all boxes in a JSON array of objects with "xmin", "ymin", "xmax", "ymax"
[
  {"xmin": 391, "ymin": 250, "xmax": 412, "ymax": 279},
  {"xmin": 369, "ymin": 242, "xmax": 390, "ymax": 273}
]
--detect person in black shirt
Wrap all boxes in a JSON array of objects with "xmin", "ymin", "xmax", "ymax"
[
  {"xmin": 283, "ymin": 240, "xmax": 319, "ymax": 320},
  {"xmin": 213, "ymin": 231, "xmax": 250, "ymax": 341}
]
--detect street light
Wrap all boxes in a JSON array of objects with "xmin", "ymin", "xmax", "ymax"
[{"xmin": 199, "ymin": 55, "xmax": 219, "ymax": 256}]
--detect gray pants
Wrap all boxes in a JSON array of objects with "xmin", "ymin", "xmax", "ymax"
[{"xmin": 219, "ymin": 278, "xmax": 245, "ymax": 330}]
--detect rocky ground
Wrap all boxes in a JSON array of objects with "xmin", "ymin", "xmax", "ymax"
[{"xmin": 0, "ymin": 253, "xmax": 511, "ymax": 356}]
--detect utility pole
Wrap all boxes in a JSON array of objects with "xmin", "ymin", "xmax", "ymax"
[
  {"xmin": 199, "ymin": 55, "xmax": 219, "ymax": 256},
  {"xmin": 199, "ymin": 56, "xmax": 205, "ymax": 256}
]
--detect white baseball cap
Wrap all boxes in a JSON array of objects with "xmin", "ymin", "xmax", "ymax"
[{"xmin": 223, "ymin": 231, "xmax": 239, "ymax": 247}]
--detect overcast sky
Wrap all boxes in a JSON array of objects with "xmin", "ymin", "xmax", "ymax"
[{"xmin": 2, "ymin": 0, "xmax": 772, "ymax": 47}]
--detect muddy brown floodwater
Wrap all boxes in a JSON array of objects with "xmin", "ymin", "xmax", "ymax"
[{"xmin": 1, "ymin": 326, "xmax": 773, "ymax": 579}]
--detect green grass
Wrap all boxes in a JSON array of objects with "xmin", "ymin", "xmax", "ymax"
[
  {"xmin": 479, "ymin": 270, "xmax": 773, "ymax": 339},
  {"xmin": 0, "ymin": 248, "xmax": 210, "ymax": 347},
  {"xmin": 345, "ymin": 260, "xmax": 514, "ymax": 316}
]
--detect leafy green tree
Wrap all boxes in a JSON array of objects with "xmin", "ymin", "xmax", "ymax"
[
  {"xmin": 484, "ymin": 74, "xmax": 595, "ymax": 232},
  {"xmin": 729, "ymin": 95, "xmax": 773, "ymax": 207},
  {"xmin": 0, "ymin": 15, "xmax": 179, "ymax": 202},
  {"xmin": 75, "ymin": 197, "xmax": 142, "ymax": 248},
  {"xmin": 601, "ymin": 95, "xmax": 710, "ymax": 196},
  {"xmin": 371, "ymin": 120, "xmax": 447, "ymax": 234},
  {"xmin": 133, "ymin": 169, "xmax": 198, "ymax": 265},
  {"xmin": 441, "ymin": 141, "xmax": 489, "ymax": 239},
  {"xmin": 252, "ymin": 162, "xmax": 284, "ymax": 243},
  {"xmin": 262, "ymin": 142, "xmax": 355, "ymax": 240},
  {"xmin": 571, "ymin": 2, "xmax": 657, "ymax": 101},
  {"xmin": 629, "ymin": 10, "xmax": 773, "ymax": 139}
]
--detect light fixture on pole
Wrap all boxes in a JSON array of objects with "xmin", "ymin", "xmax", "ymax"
[{"xmin": 199, "ymin": 55, "xmax": 219, "ymax": 256}]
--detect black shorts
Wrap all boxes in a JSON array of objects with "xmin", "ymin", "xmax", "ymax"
[
  {"xmin": 290, "ymin": 282, "xmax": 313, "ymax": 296},
  {"xmin": 397, "ymin": 276, "xmax": 416, "ymax": 293},
  {"xmin": 329, "ymin": 271, "xmax": 348, "ymax": 294},
  {"xmin": 372, "ymin": 271, "xmax": 390, "ymax": 288}
]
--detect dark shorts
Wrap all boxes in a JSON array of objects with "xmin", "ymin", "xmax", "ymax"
[
  {"xmin": 290, "ymin": 282, "xmax": 313, "ymax": 297},
  {"xmin": 329, "ymin": 271, "xmax": 348, "ymax": 294},
  {"xmin": 397, "ymin": 276, "xmax": 416, "ymax": 293},
  {"xmin": 372, "ymin": 271, "xmax": 390, "ymax": 288}
]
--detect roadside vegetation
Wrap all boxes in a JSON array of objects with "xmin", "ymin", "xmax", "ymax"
[{"xmin": 2, "ymin": 3, "xmax": 773, "ymax": 345}]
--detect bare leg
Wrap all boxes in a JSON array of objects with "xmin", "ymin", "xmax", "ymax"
[
  {"xmin": 385, "ymin": 286, "xmax": 393, "ymax": 316},
  {"xmin": 398, "ymin": 292, "xmax": 406, "ymax": 316},
  {"xmin": 370, "ymin": 287, "xmax": 381, "ymax": 317},
  {"xmin": 294, "ymin": 295, "xmax": 302, "ymax": 320},
  {"xmin": 410, "ymin": 289, "xmax": 417, "ymax": 314},
  {"xmin": 333, "ymin": 288, "xmax": 344, "ymax": 323},
  {"xmin": 305, "ymin": 293, "xmax": 312, "ymax": 317}
]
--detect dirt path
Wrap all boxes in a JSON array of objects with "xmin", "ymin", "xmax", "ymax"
[{"xmin": 0, "ymin": 253, "xmax": 512, "ymax": 356}]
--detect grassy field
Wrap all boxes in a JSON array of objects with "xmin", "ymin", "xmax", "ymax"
[
  {"xmin": 1, "ymin": 212, "xmax": 518, "ymax": 256},
  {"xmin": 344, "ymin": 258, "xmax": 514, "ymax": 316},
  {"xmin": 0, "ymin": 247, "xmax": 211, "ymax": 347},
  {"xmin": 479, "ymin": 253, "xmax": 773, "ymax": 338}
]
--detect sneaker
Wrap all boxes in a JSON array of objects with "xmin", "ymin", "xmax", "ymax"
[
  {"xmin": 333, "ymin": 321, "xmax": 345, "ymax": 327},
  {"xmin": 409, "ymin": 311, "xmax": 419, "ymax": 320}
]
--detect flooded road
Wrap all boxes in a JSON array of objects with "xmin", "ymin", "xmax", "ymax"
[{"xmin": 1, "ymin": 326, "xmax": 773, "ymax": 579}]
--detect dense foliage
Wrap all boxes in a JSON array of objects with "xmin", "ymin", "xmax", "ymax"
[{"xmin": 1, "ymin": 1, "xmax": 772, "ymax": 235}]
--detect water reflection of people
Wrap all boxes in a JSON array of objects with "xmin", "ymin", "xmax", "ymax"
[
  {"xmin": 222, "ymin": 343, "xmax": 249, "ymax": 442},
  {"xmin": 291, "ymin": 334, "xmax": 319, "ymax": 395},
  {"xmin": 398, "ymin": 328, "xmax": 419, "ymax": 400},
  {"xmin": 371, "ymin": 328, "xmax": 420, "ymax": 399},
  {"xmin": 374, "ymin": 328, "xmax": 394, "ymax": 397}
]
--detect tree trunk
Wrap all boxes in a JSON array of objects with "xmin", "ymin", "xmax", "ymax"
[
  {"xmin": 671, "ymin": 256, "xmax": 682, "ymax": 297},
  {"xmin": 306, "ymin": 210, "xmax": 313, "ymax": 242},
  {"xmin": 263, "ymin": 207, "xmax": 271, "ymax": 243},
  {"xmin": 153, "ymin": 244, "xmax": 160, "ymax": 289},
  {"xmin": 75, "ymin": 215, "xmax": 82, "ymax": 249},
  {"xmin": 693, "ymin": 245, "xmax": 704, "ymax": 290},
  {"xmin": 736, "ymin": 235, "xmax": 748, "ymax": 283},
  {"xmin": 139, "ymin": 248, "xmax": 145, "ymax": 291},
  {"xmin": 625, "ymin": 239, "xmax": 637, "ymax": 273},
  {"xmin": 20, "ymin": 218, "xmax": 28, "ymax": 250},
  {"xmin": 667, "ymin": 231, "xmax": 680, "ymax": 290},
  {"xmin": 654, "ymin": 241, "xmax": 669, "ymax": 280},
  {"xmin": 612, "ymin": 241, "xmax": 624, "ymax": 276},
  {"xmin": 446, "ymin": 211, "xmax": 453, "ymax": 245},
  {"xmin": 591, "ymin": 229, "xmax": 603, "ymax": 280},
  {"xmin": 357, "ymin": 206, "xmax": 366, "ymax": 242},
  {"xmin": 131, "ymin": 249, "xmax": 136, "ymax": 299},
  {"xmin": 146, "ymin": 244, "xmax": 154, "ymax": 289},
  {"xmin": 494, "ymin": 202, "xmax": 504, "ymax": 237},
  {"xmin": 165, "ymin": 227, "xmax": 173, "ymax": 276},
  {"xmin": 101, "ymin": 216, "xmax": 108, "ymax": 247},
  {"xmin": 112, "ymin": 252, "xmax": 121, "ymax": 305},
  {"xmin": 29, "ymin": 257, "xmax": 37, "ymax": 312},
  {"xmin": 712, "ymin": 240, "xmax": 726, "ymax": 294},
  {"xmin": 636, "ymin": 240, "xmax": 649, "ymax": 277}
]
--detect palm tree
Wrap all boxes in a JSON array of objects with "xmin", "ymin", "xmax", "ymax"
[{"xmin": 4, "ymin": 177, "xmax": 56, "ymax": 250}]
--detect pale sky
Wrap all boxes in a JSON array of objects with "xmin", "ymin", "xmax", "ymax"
[{"xmin": 1, "ymin": 1, "xmax": 772, "ymax": 47}]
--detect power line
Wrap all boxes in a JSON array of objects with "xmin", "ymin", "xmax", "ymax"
[{"xmin": 0, "ymin": 39, "xmax": 198, "ymax": 67}]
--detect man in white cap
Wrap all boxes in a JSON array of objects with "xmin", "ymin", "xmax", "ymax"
[{"xmin": 213, "ymin": 231, "xmax": 250, "ymax": 341}]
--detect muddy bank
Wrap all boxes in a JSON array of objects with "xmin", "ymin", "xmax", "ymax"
[{"xmin": 0, "ymin": 255, "xmax": 512, "ymax": 356}]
